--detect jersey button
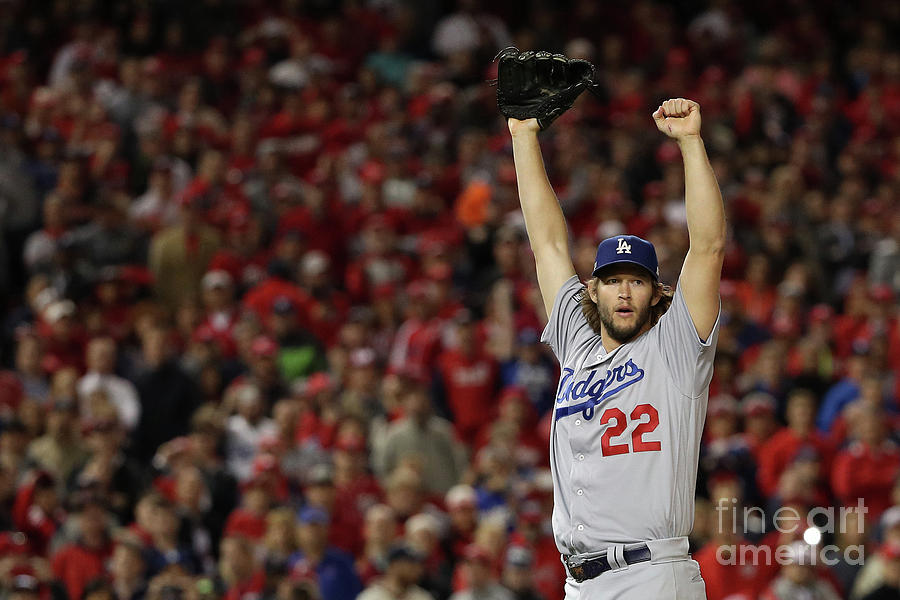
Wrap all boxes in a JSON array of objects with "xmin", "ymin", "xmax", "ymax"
[
  {"xmin": 577, "ymin": 525, "xmax": 585, "ymax": 531},
  {"xmin": 578, "ymin": 454, "xmax": 585, "ymax": 461},
  {"xmin": 577, "ymin": 489, "xmax": 584, "ymax": 496},
  {"xmin": 575, "ymin": 419, "xmax": 582, "ymax": 426}
]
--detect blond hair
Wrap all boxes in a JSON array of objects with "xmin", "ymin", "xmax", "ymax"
[{"xmin": 579, "ymin": 278, "xmax": 674, "ymax": 336}]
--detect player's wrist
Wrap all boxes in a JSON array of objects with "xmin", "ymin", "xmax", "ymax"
[
  {"xmin": 675, "ymin": 133, "xmax": 704, "ymax": 148},
  {"xmin": 508, "ymin": 118, "xmax": 540, "ymax": 138}
]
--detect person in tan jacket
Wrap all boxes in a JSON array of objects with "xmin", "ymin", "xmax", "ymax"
[{"xmin": 148, "ymin": 195, "xmax": 220, "ymax": 314}]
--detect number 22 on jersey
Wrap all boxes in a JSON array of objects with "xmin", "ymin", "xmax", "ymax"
[{"xmin": 598, "ymin": 403, "xmax": 661, "ymax": 457}]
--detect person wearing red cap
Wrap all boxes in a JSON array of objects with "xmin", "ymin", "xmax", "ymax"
[
  {"xmin": 241, "ymin": 259, "xmax": 314, "ymax": 328},
  {"xmin": 740, "ymin": 392, "xmax": 778, "ymax": 462},
  {"xmin": 757, "ymin": 389, "xmax": 834, "ymax": 500},
  {"xmin": 224, "ymin": 470, "xmax": 275, "ymax": 542}
]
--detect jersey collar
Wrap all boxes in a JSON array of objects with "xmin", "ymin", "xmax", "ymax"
[
  {"xmin": 581, "ymin": 327, "xmax": 653, "ymax": 370},
  {"xmin": 581, "ymin": 343, "xmax": 617, "ymax": 370}
]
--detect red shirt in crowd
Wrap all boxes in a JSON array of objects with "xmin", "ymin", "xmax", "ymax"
[
  {"xmin": 694, "ymin": 540, "xmax": 774, "ymax": 600},
  {"xmin": 51, "ymin": 541, "xmax": 113, "ymax": 600},
  {"xmin": 326, "ymin": 506, "xmax": 364, "ymax": 558},
  {"xmin": 334, "ymin": 475, "xmax": 382, "ymax": 521},
  {"xmin": 224, "ymin": 508, "xmax": 267, "ymax": 541},
  {"xmin": 756, "ymin": 428, "xmax": 834, "ymax": 498},
  {"xmin": 242, "ymin": 277, "xmax": 313, "ymax": 327},
  {"xmin": 388, "ymin": 317, "xmax": 443, "ymax": 379},
  {"xmin": 437, "ymin": 349, "xmax": 498, "ymax": 444},
  {"xmin": 223, "ymin": 570, "xmax": 266, "ymax": 600},
  {"xmin": 831, "ymin": 440, "xmax": 900, "ymax": 518}
]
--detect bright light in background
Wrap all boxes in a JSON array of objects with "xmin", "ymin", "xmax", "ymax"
[{"xmin": 803, "ymin": 527, "xmax": 822, "ymax": 545}]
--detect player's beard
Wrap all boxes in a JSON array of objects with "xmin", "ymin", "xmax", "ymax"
[{"xmin": 597, "ymin": 299, "xmax": 652, "ymax": 344}]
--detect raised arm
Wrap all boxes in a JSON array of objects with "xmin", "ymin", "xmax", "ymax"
[
  {"xmin": 652, "ymin": 99, "xmax": 726, "ymax": 342},
  {"xmin": 508, "ymin": 118, "xmax": 576, "ymax": 316}
]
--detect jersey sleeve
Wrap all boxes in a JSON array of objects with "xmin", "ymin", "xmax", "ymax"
[
  {"xmin": 654, "ymin": 280, "xmax": 721, "ymax": 396},
  {"xmin": 540, "ymin": 275, "xmax": 596, "ymax": 364}
]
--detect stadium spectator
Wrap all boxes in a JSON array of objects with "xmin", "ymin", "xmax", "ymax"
[
  {"xmin": 760, "ymin": 542, "xmax": 841, "ymax": 600},
  {"xmin": 756, "ymin": 389, "xmax": 834, "ymax": 499},
  {"xmin": 50, "ymin": 491, "xmax": 113, "ymax": 600},
  {"xmin": 357, "ymin": 543, "xmax": 433, "ymax": 600},
  {"xmin": 76, "ymin": 336, "xmax": 140, "ymax": 431},
  {"xmin": 288, "ymin": 506, "xmax": 362, "ymax": 600},
  {"xmin": 832, "ymin": 406, "xmax": 900, "ymax": 520},
  {"xmin": 449, "ymin": 544, "xmax": 513, "ymax": 600},
  {"xmin": 374, "ymin": 376, "xmax": 464, "ymax": 496},
  {"xmin": 501, "ymin": 546, "xmax": 544, "ymax": 600}
]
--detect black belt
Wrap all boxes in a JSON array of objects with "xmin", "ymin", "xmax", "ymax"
[{"xmin": 564, "ymin": 544, "xmax": 652, "ymax": 582}]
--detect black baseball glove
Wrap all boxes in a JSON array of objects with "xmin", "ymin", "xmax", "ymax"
[{"xmin": 494, "ymin": 47, "xmax": 603, "ymax": 130}]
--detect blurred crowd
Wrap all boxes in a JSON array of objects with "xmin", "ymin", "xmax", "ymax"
[{"xmin": 0, "ymin": 1, "xmax": 898, "ymax": 599}]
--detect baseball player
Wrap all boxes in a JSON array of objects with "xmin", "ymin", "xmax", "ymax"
[{"xmin": 508, "ymin": 94, "xmax": 726, "ymax": 599}]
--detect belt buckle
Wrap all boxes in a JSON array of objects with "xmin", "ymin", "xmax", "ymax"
[{"xmin": 565, "ymin": 555, "xmax": 589, "ymax": 583}]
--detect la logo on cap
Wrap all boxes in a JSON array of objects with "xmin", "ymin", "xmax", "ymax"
[{"xmin": 616, "ymin": 238, "xmax": 632, "ymax": 254}]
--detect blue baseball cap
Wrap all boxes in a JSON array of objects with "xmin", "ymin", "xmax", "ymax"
[
  {"xmin": 297, "ymin": 506, "xmax": 329, "ymax": 525},
  {"xmin": 592, "ymin": 235, "xmax": 659, "ymax": 280}
]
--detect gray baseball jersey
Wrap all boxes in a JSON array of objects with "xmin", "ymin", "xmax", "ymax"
[{"xmin": 541, "ymin": 275, "xmax": 720, "ymax": 555}]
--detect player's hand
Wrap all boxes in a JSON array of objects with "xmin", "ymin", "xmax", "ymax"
[
  {"xmin": 652, "ymin": 98, "xmax": 701, "ymax": 141},
  {"xmin": 508, "ymin": 117, "xmax": 540, "ymax": 137}
]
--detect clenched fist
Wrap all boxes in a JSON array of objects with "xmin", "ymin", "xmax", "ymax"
[{"xmin": 652, "ymin": 98, "xmax": 701, "ymax": 141}]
